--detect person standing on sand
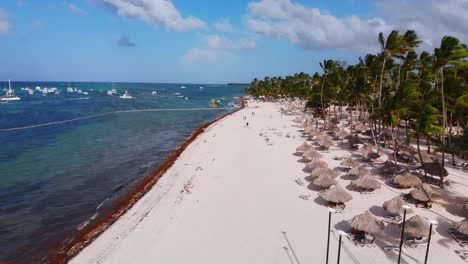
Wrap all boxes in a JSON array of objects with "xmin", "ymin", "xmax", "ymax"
[{"xmin": 246, "ymin": 122, "xmax": 249, "ymax": 127}]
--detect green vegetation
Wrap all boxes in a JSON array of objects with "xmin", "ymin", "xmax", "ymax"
[{"xmin": 246, "ymin": 30, "xmax": 468, "ymax": 185}]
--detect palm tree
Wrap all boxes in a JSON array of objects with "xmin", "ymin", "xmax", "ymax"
[
  {"xmin": 319, "ymin": 59, "xmax": 336, "ymax": 119},
  {"xmin": 434, "ymin": 36, "xmax": 467, "ymax": 186}
]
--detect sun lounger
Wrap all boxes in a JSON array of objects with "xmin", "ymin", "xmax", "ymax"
[
  {"xmin": 405, "ymin": 238, "xmax": 427, "ymax": 248},
  {"xmin": 360, "ymin": 190, "xmax": 376, "ymax": 195},
  {"xmin": 295, "ymin": 178, "xmax": 304, "ymax": 186},
  {"xmin": 383, "ymin": 215, "xmax": 403, "ymax": 224},
  {"xmin": 383, "ymin": 245, "xmax": 399, "ymax": 252},
  {"xmin": 354, "ymin": 239, "xmax": 376, "ymax": 248}
]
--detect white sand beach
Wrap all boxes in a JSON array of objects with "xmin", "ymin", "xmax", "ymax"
[{"xmin": 71, "ymin": 101, "xmax": 468, "ymax": 264}]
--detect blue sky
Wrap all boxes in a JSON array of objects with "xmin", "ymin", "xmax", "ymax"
[{"xmin": 0, "ymin": 0, "xmax": 466, "ymax": 83}]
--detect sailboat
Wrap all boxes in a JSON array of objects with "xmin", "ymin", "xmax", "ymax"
[
  {"xmin": 1, "ymin": 80, "xmax": 21, "ymax": 101},
  {"xmin": 120, "ymin": 90, "xmax": 133, "ymax": 99}
]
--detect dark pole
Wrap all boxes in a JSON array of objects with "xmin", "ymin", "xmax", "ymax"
[
  {"xmin": 326, "ymin": 211, "xmax": 332, "ymax": 264},
  {"xmin": 424, "ymin": 223, "xmax": 434, "ymax": 264},
  {"xmin": 337, "ymin": 234, "xmax": 342, "ymax": 264},
  {"xmin": 398, "ymin": 209, "xmax": 408, "ymax": 264}
]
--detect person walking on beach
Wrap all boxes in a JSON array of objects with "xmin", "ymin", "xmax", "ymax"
[{"xmin": 246, "ymin": 122, "xmax": 249, "ymax": 127}]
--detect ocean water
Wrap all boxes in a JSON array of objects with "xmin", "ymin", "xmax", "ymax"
[{"xmin": 0, "ymin": 82, "xmax": 244, "ymax": 262}]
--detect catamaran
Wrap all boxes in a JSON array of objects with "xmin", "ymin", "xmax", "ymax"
[
  {"xmin": 120, "ymin": 90, "xmax": 133, "ymax": 99},
  {"xmin": 1, "ymin": 80, "xmax": 21, "ymax": 101}
]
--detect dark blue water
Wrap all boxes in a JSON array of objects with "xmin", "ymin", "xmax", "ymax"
[{"xmin": 0, "ymin": 82, "xmax": 244, "ymax": 262}]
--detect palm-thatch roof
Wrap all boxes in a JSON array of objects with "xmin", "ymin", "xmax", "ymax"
[
  {"xmin": 306, "ymin": 159, "xmax": 328, "ymax": 170},
  {"xmin": 348, "ymin": 211, "xmax": 384, "ymax": 234},
  {"xmin": 296, "ymin": 141, "xmax": 312, "ymax": 152},
  {"xmin": 393, "ymin": 171, "xmax": 422, "ymax": 188},
  {"xmin": 420, "ymin": 160, "xmax": 449, "ymax": 177},
  {"xmin": 293, "ymin": 117, "xmax": 302, "ymax": 123},
  {"xmin": 322, "ymin": 185, "xmax": 353, "ymax": 203},
  {"xmin": 348, "ymin": 135, "xmax": 364, "ymax": 145},
  {"xmin": 355, "ymin": 124, "xmax": 369, "ymax": 132},
  {"xmin": 378, "ymin": 160, "xmax": 402, "ymax": 175},
  {"xmin": 352, "ymin": 175, "xmax": 381, "ymax": 190},
  {"xmin": 336, "ymin": 129, "xmax": 350, "ymax": 139},
  {"xmin": 313, "ymin": 174, "xmax": 338, "ymax": 189},
  {"xmin": 348, "ymin": 166, "xmax": 370, "ymax": 177},
  {"xmin": 305, "ymin": 126, "xmax": 321, "ymax": 137},
  {"xmin": 383, "ymin": 197, "xmax": 411, "ymax": 216},
  {"xmin": 311, "ymin": 167, "xmax": 338, "ymax": 178},
  {"xmin": 404, "ymin": 215, "xmax": 430, "ymax": 238},
  {"xmin": 303, "ymin": 149, "xmax": 322, "ymax": 159},
  {"xmin": 454, "ymin": 219, "xmax": 468, "ymax": 235},
  {"xmin": 410, "ymin": 183, "xmax": 433, "ymax": 202},
  {"xmin": 340, "ymin": 157, "xmax": 359, "ymax": 168},
  {"xmin": 318, "ymin": 137, "xmax": 335, "ymax": 149},
  {"xmin": 414, "ymin": 151, "xmax": 434, "ymax": 164}
]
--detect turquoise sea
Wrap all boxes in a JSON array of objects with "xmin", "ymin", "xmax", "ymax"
[{"xmin": 0, "ymin": 82, "xmax": 244, "ymax": 263}]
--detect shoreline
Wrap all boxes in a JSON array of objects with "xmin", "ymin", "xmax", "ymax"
[{"xmin": 47, "ymin": 103, "xmax": 243, "ymax": 264}]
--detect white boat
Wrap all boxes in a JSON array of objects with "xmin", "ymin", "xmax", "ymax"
[
  {"xmin": 181, "ymin": 86, "xmax": 186, "ymax": 89},
  {"xmin": 120, "ymin": 90, "xmax": 133, "ymax": 99},
  {"xmin": 152, "ymin": 91, "xmax": 157, "ymax": 95},
  {"xmin": 1, "ymin": 80, "xmax": 21, "ymax": 101},
  {"xmin": 185, "ymin": 97, "xmax": 188, "ymax": 100},
  {"xmin": 174, "ymin": 92, "xmax": 181, "ymax": 95}
]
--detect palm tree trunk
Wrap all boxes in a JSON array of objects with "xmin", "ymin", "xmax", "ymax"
[
  {"xmin": 449, "ymin": 113, "xmax": 455, "ymax": 166},
  {"xmin": 440, "ymin": 68, "xmax": 447, "ymax": 187},
  {"xmin": 416, "ymin": 134, "xmax": 428, "ymax": 182},
  {"xmin": 378, "ymin": 56, "xmax": 387, "ymax": 109},
  {"xmin": 320, "ymin": 74, "xmax": 326, "ymax": 121}
]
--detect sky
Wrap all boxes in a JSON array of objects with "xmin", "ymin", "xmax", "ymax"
[{"xmin": 0, "ymin": 0, "xmax": 467, "ymax": 83}]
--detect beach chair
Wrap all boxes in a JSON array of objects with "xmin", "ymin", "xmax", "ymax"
[
  {"xmin": 360, "ymin": 190, "xmax": 376, "ymax": 195},
  {"xmin": 383, "ymin": 245, "xmax": 399, "ymax": 252},
  {"xmin": 383, "ymin": 215, "xmax": 402, "ymax": 224},
  {"xmin": 354, "ymin": 237, "xmax": 376, "ymax": 248},
  {"xmin": 405, "ymin": 237, "xmax": 427, "ymax": 248}
]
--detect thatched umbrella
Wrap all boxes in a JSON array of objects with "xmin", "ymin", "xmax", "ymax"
[
  {"xmin": 306, "ymin": 159, "xmax": 328, "ymax": 170},
  {"xmin": 336, "ymin": 129, "xmax": 350, "ymax": 139},
  {"xmin": 322, "ymin": 185, "xmax": 353, "ymax": 204},
  {"xmin": 383, "ymin": 197, "xmax": 411, "ymax": 216},
  {"xmin": 404, "ymin": 215, "xmax": 430, "ymax": 238},
  {"xmin": 305, "ymin": 126, "xmax": 320, "ymax": 137},
  {"xmin": 293, "ymin": 117, "xmax": 302, "ymax": 123},
  {"xmin": 378, "ymin": 160, "xmax": 402, "ymax": 175},
  {"xmin": 393, "ymin": 171, "xmax": 422, "ymax": 188},
  {"xmin": 348, "ymin": 135, "xmax": 364, "ymax": 145},
  {"xmin": 340, "ymin": 157, "xmax": 359, "ymax": 168},
  {"xmin": 303, "ymin": 149, "xmax": 322, "ymax": 159},
  {"xmin": 410, "ymin": 183, "xmax": 433, "ymax": 202},
  {"xmin": 420, "ymin": 160, "xmax": 449, "ymax": 177},
  {"xmin": 313, "ymin": 174, "xmax": 337, "ymax": 189},
  {"xmin": 355, "ymin": 124, "xmax": 369, "ymax": 132},
  {"xmin": 348, "ymin": 166, "xmax": 370, "ymax": 177},
  {"xmin": 454, "ymin": 219, "xmax": 468, "ymax": 235},
  {"xmin": 317, "ymin": 134, "xmax": 332, "ymax": 142},
  {"xmin": 352, "ymin": 175, "xmax": 381, "ymax": 191},
  {"xmin": 348, "ymin": 211, "xmax": 384, "ymax": 234},
  {"xmin": 311, "ymin": 167, "xmax": 338, "ymax": 178},
  {"xmin": 414, "ymin": 151, "xmax": 433, "ymax": 164},
  {"xmin": 318, "ymin": 137, "xmax": 334, "ymax": 149},
  {"xmin": 296, "ymin": 141, "xmax": 312, "ymax": 152},
  {"xmin": 358, "ymin": 145, "xmax": 372, "ymax": 156}
]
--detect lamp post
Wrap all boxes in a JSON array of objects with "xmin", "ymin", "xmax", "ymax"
[
  {"xmin": 398, "ymin": 204, "xmax": 411, "ymax": 264},
  {"xmin": 337, "ymin": 230, "xmax": 348, "ymax": 264},
  {"xmin": 326, "ymin": 208, "xmax": 336, "ymax": 264},
  {"xmin": 424, "ymin": 219, "xmax": 438, "ymax": 264}
]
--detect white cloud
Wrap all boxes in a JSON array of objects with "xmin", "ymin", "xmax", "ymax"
[
  {"xmin": 63, "ymin": 2, "xmax": 88, "ymax": 16},
  {"xmin": 182, "ymin": 48, "xmax": 221, "ymax": 64},
  {"xmin": 245, "ymin": 0, "xmax": 468, "ymax": 52},
  {"xmin": 0, "ymin": 8, "xmax": 10, "ymax": 34},
  {"xmin": 240, "ymin": 39, "xmax": 256, "ymax": 49},
  {"xmin": 246, "ymin": 0, "xmax": 390, "ymax": 52},
  {"xmin": 213, "ymin": 18, "xmax": 235, "ymax": 33},
  {"xmin": 104, "ymin": 0, "xmax": 206, "ymax": 32},
  {"xmin": 206, "ymin": 35, "xmax": 235, "ymax": 50},
  {"xmin": 375, "ymin": 0, "xmax": 468, "ymax": 48}
]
